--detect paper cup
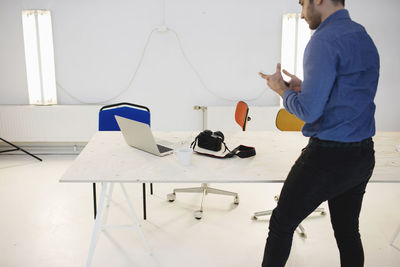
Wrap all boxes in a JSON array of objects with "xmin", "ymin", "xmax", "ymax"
[{"xmin": 176, "ymin": 147, "xmax": 193, "ymax": 166}]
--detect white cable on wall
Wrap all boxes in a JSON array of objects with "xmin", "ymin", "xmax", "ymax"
[
  {"xmin": 56, "ymin": 28, "xmax": 158, "ymax": 104},
  {"xmin": 57, "ymin": 26, "xmax": 267, "ymax": 104},
  {"xmin": 168, "ymin": 28, "xmax": 267, "ymax": 102},
  {"xmin": 56, "ymin": 0, "xmax": 267, "ymax": 104}
]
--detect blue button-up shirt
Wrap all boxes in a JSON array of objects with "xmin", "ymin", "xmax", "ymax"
[{"xmin": 283, "ymin": 9, "xmax": 380, "ymax": 142}]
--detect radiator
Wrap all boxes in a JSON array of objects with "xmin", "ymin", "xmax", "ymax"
[{"xmin": 0, "ymin": 105, "xmax": 101, "ymax": 142}]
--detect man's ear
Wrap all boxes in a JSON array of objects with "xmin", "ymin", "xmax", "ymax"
[{"xmin": 314, "ymin": 0, "xmax": 323, "ymax": 5}]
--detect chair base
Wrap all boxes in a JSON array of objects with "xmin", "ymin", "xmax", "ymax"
[
  {"xmin": 251, "ymin": 195, "xmax": 326, "ymax": 238},
  {"xmin": 167, "ymin": 183, "xmax": 239, "ymax": 219}
]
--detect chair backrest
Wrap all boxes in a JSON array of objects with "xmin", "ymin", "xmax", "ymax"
[
  {"xmin": 275, "ymin": 108, "xmax": 305, "ymax": 131},
  {"xmin": 99, "ymin": 102, "xmax": 150, "ymax": 131},
  {"xmin": 235, "ymin": 101, "xmax": 250, "ymax": 131}
]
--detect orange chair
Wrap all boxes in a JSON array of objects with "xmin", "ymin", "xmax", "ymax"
[{"xmin": 235, "ymin": 101, "xmax": 251, "ymax": 131}]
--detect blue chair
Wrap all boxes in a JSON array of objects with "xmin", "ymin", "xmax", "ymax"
[
  {"xmin": 99, "ymin": 103, "xmax": 150, "ymax": 131},
  {"xmin": 92, "ymin": 102, "xmax": 152, "ymax": 220}
]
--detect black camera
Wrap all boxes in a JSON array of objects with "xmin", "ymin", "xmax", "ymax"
[{"xmin": 196, "ymin": 130, "xmax": 225, "ymax": 152}]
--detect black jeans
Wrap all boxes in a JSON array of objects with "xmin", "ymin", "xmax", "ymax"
[{"xmin": 262, "ymin": 137, "xmax": 375, "ymax": 267}]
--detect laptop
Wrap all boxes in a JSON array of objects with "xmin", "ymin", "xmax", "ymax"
[{"xmin": 115, "ymin": 115, "xmax": 174, "ymax": 157}]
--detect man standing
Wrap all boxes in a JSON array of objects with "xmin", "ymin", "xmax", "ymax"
[{"xmin": 259, "ymin": 0, "xmax": 379, "ymax": 266}]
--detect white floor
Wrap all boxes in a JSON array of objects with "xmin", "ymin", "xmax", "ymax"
[{"xmin": 0, "ymin": 154, "xmax": 399, "ymax": 267}]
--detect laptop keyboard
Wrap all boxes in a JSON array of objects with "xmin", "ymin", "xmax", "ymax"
[{"xmin": 157, "ymin": 144, "xmax": 173, "ymax": 153}]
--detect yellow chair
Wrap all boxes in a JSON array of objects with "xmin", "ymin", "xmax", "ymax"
[
  {"xmin": 275, "ymin": 108, "xmax": 305, "ymax": 131},
  {"xmin": 251, "ymin": 108, "xmax": 325, "ymax": 238}
]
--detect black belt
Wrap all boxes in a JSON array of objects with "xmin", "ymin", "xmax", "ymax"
[{"xmin": 309, "ymin": 137, "xmax": 373, "ymax": 147}]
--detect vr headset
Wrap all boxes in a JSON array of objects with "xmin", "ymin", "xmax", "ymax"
[
  {"xmin": 191, "ymin": 130, "xmax": 255, "ymax": 159},
  {"xmin": 190, "ymin": 101, "xmax": 255, "ymax": 159}
]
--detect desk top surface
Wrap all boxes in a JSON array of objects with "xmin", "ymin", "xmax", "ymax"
[{"xmin": 60, "ymin": 131, "xmax": 400, "ymax": 183}]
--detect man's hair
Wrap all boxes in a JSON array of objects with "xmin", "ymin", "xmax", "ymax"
[
  {"xmin": 333, "ymin": 0, "xmax": 345, "ymax": 5},
  {"xmin": 310, "ymin": 0, "xmax": 345, "ymax": 6}
]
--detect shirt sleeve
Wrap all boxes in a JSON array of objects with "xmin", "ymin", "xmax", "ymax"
[{"xmin": 283, "ymin": 37, "xmax": 337, "ymax": 123}]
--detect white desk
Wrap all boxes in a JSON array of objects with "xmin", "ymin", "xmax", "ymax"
[
  {"xmin": 61, "ymin": 131, "xmax": 305, "ymax": 183},
  {"xmin": 60, "ymin": 131, "xmax": 400, "ymax": 184},
  {"xmin": 60, "ymin": 131, "xmax": 400, "ymax": 266}
]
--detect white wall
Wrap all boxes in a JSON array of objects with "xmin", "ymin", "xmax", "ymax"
[
  {"xmin": 346, "ymin": 0, "xmax": 400, "ymax": 131},
  {"xmin": 0, "ymin": 0, "xmax": 399, "ymax": 131}
]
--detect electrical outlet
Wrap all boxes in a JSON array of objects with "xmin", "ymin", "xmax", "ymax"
[{"xmin": 157, "ymin": 25, "xmax": 168, "ymax": 32}]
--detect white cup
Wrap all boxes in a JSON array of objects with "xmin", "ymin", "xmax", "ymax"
[{"xmin": 176, "ymin": 147, "xmax": 193, "ymax": 166}]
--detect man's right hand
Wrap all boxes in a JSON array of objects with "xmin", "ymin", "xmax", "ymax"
[{"xmin": 282, "ymin": 69, "xmax": 302, "ymax": 92}]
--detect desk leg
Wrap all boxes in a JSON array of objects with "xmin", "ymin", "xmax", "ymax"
[
  {"xmin": 150, "ymin": 183, "xmax": 153, "ymax": 195},
  {"xmin": 102, "ymin": 183, "xmax": 114, "ymax": 226},
  {"xmin": 92, "ymin": 183, "xmax": 97, "ymax": 220},
  {"xmin": 87, "ymin": 182, "xmax": 108, "ymax": 267},
  {"xmin": 391, "ymin": 225, "xmax": 400, "ymax": 251},
  {"xmin": 142, "ymin": 183, "xmax": 147, "ymax": 220},
  {"xmin": 120, "ymin": 183, "xmax": 151, "ymax": 254}
]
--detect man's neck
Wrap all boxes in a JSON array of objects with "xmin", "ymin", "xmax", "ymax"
[{"xmin": 320, "ymin": 6, "xmax": 344, "ymax": 22}]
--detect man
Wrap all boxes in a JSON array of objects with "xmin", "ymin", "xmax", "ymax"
[{"xmin": 258, "ymin": 0, "xmax": 379, "ymax": 266}]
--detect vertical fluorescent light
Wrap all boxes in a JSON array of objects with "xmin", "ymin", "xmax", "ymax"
[
  {"xmin": 281, "ymin": 14, "xmax": 297, "ymax": 80},
  {"xmin": 22, "ymin": 10, "xmax": 57, "ymax": 105},
  {"xmin": 295, "ymin": 16, "xmax": 312, "ymax": 82},
  {"xmin": 280, "ymin": 13, "xmax": 311, "ymax": 106}
]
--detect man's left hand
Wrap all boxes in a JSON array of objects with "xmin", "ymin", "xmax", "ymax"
[{"xmin": 259, "ymin": 63, "xmax": 289, "ymax": 97}]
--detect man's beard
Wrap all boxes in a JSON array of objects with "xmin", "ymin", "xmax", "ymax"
[{"xmin": 308, "ymin": 4, "xmax": 322, "ymax": 30}]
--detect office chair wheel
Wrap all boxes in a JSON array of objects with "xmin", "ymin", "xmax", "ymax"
[
  {"xmin": 194, "ymin": 210, "xmax": 203, "ymax": 220},
  {"xmin": 321, "ymin": 211, "xmax": 326, "ymax": 215},
  {"xmin": 251, "ymin": 215, "xmax": 258, "ymax": 220},
  {"xmin": 167, "ymin": 193, "xmax": 176, "ymax": 202},
  {"xmin": 234, "ymin": 195, "xmax": 239, "ymax": 205}
]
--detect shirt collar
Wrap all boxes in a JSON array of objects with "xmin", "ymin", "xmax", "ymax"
[{"xmin": 316, "ymin": 9, "xmax": 350, "ymax": 32}]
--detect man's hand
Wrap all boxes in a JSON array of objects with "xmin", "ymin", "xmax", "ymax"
[
  {"xmin": 282, "ymin": 69, "xmax": 302, "ymax": 92},
  {"xmin": 258, "ymin": 63, "xmax": 289, "ymax": 97}
]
